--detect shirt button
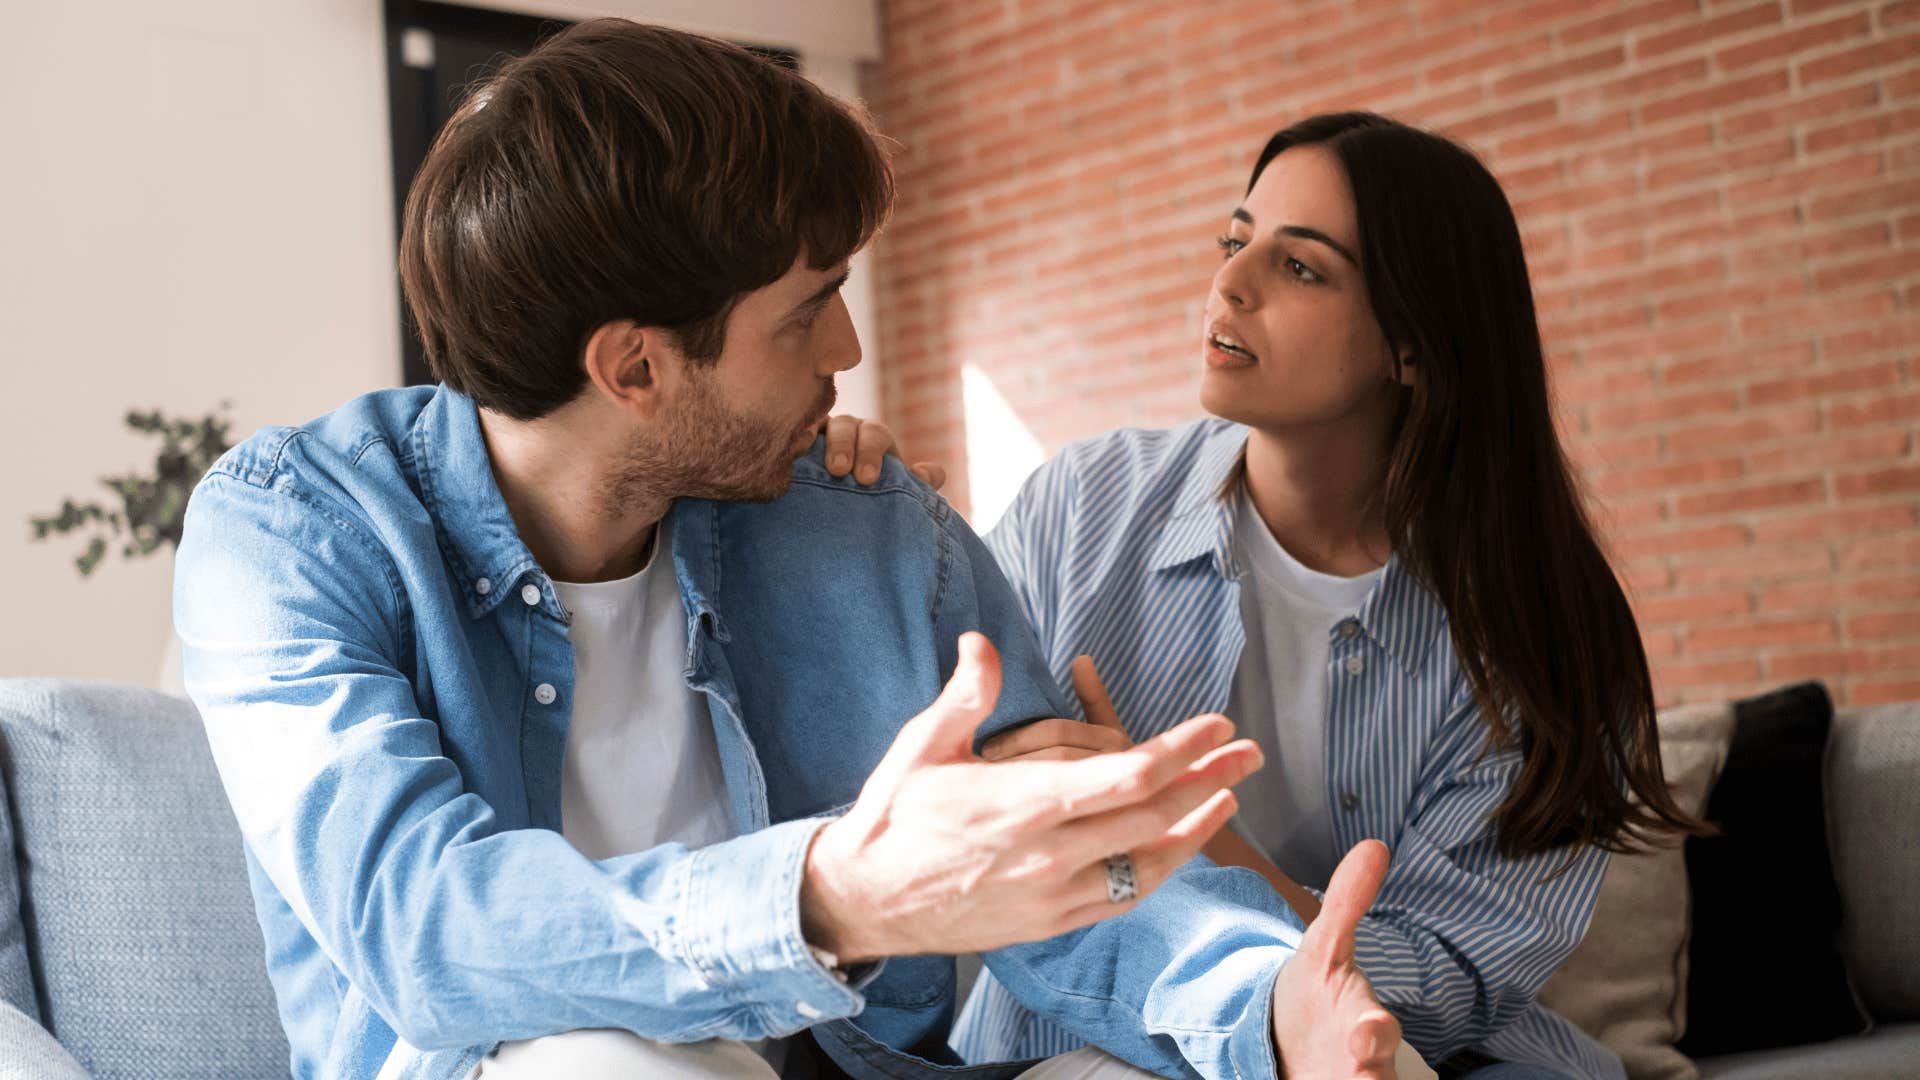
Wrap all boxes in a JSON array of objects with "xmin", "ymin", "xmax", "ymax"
[
  {"xmin": 1340, "ymin": 620, "xmax": 1359, "ymax": 639},
  {"xmin": 795, "ymin": 1000, "xmax": 826, "ymax": 1021},
  {"xmin": 1346, "ymin": 655, "xmax": 1366, "ymax": 676},
  {"xmin": 475, "ymin": 577, "xmax": 491, "ymax": 595},
  {"xmin": 534, "ymin": 683, "xmax": 557, "ymax": 706},
  {"xmin": 521, "ymin": 583, "xmax": 541, "ymax": 606},
  {"xmin": 1341, "ymin": 791, "xmax": 1360, "ymax": 811}
]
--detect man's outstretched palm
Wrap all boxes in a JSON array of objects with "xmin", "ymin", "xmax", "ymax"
[{"xmin": 1271, "ymin": 839, "xmax": 1403, "ymax": 1079}]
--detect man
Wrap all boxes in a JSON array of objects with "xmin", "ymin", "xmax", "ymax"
[{"xmin": 175, "ymin": 20, "xmax": 1402, "ymax": 1080}]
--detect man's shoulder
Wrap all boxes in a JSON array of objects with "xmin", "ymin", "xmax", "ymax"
[
  {"xmin": 776, "ymin": 441, "xmax": 956, "ymax": 528},
  {"xmin": 207, "ymin": 387, "xmax": 436, "ymax": 491}
]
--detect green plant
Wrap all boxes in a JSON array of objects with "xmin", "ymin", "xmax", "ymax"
[{"xmin": 29, "ymin": 406, "xmax": 235, "ymax": 577}]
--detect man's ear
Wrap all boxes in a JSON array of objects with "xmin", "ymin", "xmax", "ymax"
[{"xmin": 582, "ymin": 320, "xmax": 669, "ymax": 418}]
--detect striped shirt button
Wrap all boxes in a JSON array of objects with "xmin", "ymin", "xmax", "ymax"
[
  {"xmin": 1340, "ymin": 791, "xmax": 1360, "ymax": 811},
  {"xmin": 1345, "ymin": 654, "xmax": 1366, "ymax": 676},
  {"xmin": 1339, "ymin": 620, "xmax": 1360, "ymax": 639}
]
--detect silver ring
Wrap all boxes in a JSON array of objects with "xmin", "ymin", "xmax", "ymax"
[{"xmin": 1104, "ymin": 853, "xmax": 1138, "ymax": 904}]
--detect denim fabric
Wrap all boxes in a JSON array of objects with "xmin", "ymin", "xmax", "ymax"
[{"xmin": 175, "ymin": 386, "xmax": 1308, "ymax": 1080}]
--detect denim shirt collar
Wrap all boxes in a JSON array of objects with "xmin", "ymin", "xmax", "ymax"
[
  {"xmin": 408, "ymin": 386, "xmax": 734, "ymax": 642},
  {"xmin": 407, "ymin": 387, "xmax": 567, "ymax": 622},
  {"xmin": 1148, "ymin": 419, "xmax": 1448, "ymax": 677}
]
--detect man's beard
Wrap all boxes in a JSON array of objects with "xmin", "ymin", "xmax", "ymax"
[{"xmin": 601, "ymin": 373, "xmax": 836, "ymax": 514}]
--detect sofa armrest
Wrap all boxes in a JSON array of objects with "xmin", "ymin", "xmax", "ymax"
[{"xmin": 0, "ymin": 998, "xmax": 88, "ymax": 1079}]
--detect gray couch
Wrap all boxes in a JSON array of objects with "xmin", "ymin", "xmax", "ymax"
[{"xmin": 0, "ymin": 678, "xmax": 1912, "ymax": 1079}]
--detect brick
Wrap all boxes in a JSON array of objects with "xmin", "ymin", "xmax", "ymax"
[
  {"xmin": 1653, "ymin": 658, "xmax": 1767, "ymax": 686},
  {"xmin": 1640, "ymin": 69, "xmax": 1791, "ymax": 126},
  {"xmin": 1814, "ymin": 248, "xmax": 1920, "ymax": 292},
  {"xmin": 1799, "ymin": 35, "xmax": 1920, "ymax": 84},
  {"xmin": 1750, "ymin": 360, "xmax": 1903, "ymax": 405},
  {"xmin": 1739, "ymin": 289, "xmax": 1900, "ymax": 338},
  {"xmin": 1726, "ymin": 151, "xmax": 1883, "ymax": 207},
  {"xmin": 1721, "ymin": 81, "xmax": 1880, "ymax": 140},
  {"xmin": 1767, "ymin": 643, "xmax": 1920, "ymax": 679},
  {"xmin": 1636, "ymin": 2, "xmax": 1786, "ymax": 62},
  {"xmin": 1714, "ymin": 12, "xmax": 1872, "ymax": 70},
  {"xmin": 1672, "ymin": 543, "xmax": 1834, "ymax": 585},
  {"xmin": 1836, "ymin": 464, "xmax": 1920, "ymax": 497},
  {"xmin": 1887, "ymin": 0, "xmax": 1920, "ymax": 30},
  {"xmin": 1665, "ymin": 341, "xmax": 1817, "ymax": 386},
  {"xmin": 1638, "ymin": 590, "xmax": 1756, "ymax": 623},
  {"xmin": 1500, "ymin": 110, "xmax": 1637, "ymax": 159},
  {"xmin": 1753, "ymin": 502, "xmax": 1917, "ymax": 542},
  {"xmin": 1646, "ymin": 137, "xmax": 1794, "ymax": 190},
  {"xmin": 1805, "ymin": 105, "xmax": 1920, "ymax": 153},
  {"xmin": 1664, "ymin": 404, "xmax": 1822, "ymax": 453},
  {"xmin": 1848, "ymin": 678, "xmax": 1920, "ymax": 706},
  {"xmin": 1493, "ymin": 47, "xmax": 1629, "ymax": 97},
  {"xmin": 1848, "ymin": 611, "xmax": 1920, "ymax": 639},
  {"xmin": 1615, "ymin": 524, "xmax": 1753, "ymax": 560},
  {"xmin": 1675, "ymin": 476, "xmax": 1827, "ymax": 516},
  {"xmin": 1593, "ymin": 456, "xmax": 1744, "ymax": 497},
  {"xmin": 1689, "ymin": 617, "xmax": 1836, "ymax": 652},
  {"xmin": 1749, "ymin": 430, "xmax": 1913, "ymax": 473},
  {"xmin": 1563, "ymin": 0, "xmax": 1710, "ymax": 47},
  {"xmin": 1830, "ymin": 388, "xmax": 1920, "ymax": 427},
  {"xmin": 1838, "ymin": 531, "xmax": 1920, "ymax": 570}
]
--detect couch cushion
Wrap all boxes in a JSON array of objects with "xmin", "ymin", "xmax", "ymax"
[
  {"xmin": 0, "ymin": 766, "xmax": 37, "ymax": 1025},
  {"xmin": 1826, "ymin": 702, "xmax": 1920, "ymax": 1021},
  {"xmin": 1679, "ymin": 682, "xmax": 1869, "ymax": 1057},
  {"xmin": 1538, "ymin": 702, "xmax": 1735, "ymax": 1080},
  {"xmin": 1695, "ymin": 1020, "xmax": 1920, "ymax": 1079},
  {"xmin": 0, "ymin": 679, "xmax": 289, "ymax": 1080}
]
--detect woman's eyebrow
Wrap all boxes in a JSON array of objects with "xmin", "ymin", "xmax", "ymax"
[{"xmin": 1230, "ymin": 207, "xmax": 1359, "ymax": 268}]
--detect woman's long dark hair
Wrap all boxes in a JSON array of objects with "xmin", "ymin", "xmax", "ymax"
[{"xmin": 1251, "ymin": 112, "xmax": 1706, "ymax": 857}]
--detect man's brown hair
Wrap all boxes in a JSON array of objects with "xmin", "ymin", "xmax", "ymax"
[{"xmin": 398, "ymin": 20, "xmax": 894, "ymax": 420}]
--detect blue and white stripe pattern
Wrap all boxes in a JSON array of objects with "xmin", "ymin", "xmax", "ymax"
[{"xmin": 952, "ymin": 418, "xmax": 1625, "ymax": 1080}]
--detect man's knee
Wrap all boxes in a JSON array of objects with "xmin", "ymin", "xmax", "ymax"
[
  {"xmin": 1015, "ymin": 1046, "xmax": 1164, "ymax": 1080},
  {"xmin": 468, "ymin": 1028, "xmax": 779, "ymax": 1080}
]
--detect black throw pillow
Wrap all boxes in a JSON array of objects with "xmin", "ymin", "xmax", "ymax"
[{"xmin": 1678, "ymin": 681, "xmax": 1871, "ymax": 1057}]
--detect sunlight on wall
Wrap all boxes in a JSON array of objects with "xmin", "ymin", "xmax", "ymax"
[{"xmin": 961, "ymin": 363, "xmax": 1045, "ymax": 533}]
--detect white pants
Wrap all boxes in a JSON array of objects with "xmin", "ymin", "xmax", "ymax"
[{"xmin": 465, "ymin": 1029, "xmax": 1160, "ymax": 1079}]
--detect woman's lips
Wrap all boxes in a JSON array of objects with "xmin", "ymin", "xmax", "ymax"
[{"xmin": 1204, "ymin": 339, "xmax": 1257, "ymax": 369}]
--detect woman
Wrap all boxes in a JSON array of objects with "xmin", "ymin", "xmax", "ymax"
[{"xmin": 838, "ymin": 112, "xmax": 1700, "ymax": 1080}]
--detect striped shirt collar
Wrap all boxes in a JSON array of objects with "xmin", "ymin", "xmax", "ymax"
[{"xmin": 1147, "ymin": 421, "xmax": 1449, "ymax": 678}]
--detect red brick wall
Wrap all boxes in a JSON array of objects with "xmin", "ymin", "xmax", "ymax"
[{"xmin": 862, "ymin": 0, "xmax": 1920, "ymax": 708}]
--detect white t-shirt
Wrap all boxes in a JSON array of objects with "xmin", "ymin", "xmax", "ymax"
[
  {"xmin": 1225, "ymin": 491, "xmax": 1385, "ymax": 891},
  {"xmin": 551, "ymin": 518, "xmax": 791, "ymax": 1070},
  {"xmin": 551, "ymin": 516, "xmax": 733, "ymax": 860}
]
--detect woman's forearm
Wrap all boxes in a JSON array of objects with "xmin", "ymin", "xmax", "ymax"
[{"xmin": 1202, "ymin": 827, "xmax": 1323, "ymax": 923}]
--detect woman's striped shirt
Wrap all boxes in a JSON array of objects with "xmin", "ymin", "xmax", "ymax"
[{"xmin": 951, "ymin": 418, "xmax": 1624, "ymax": 1080}]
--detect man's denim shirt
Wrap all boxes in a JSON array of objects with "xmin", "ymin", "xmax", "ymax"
[{"xmin": 174, "ymin": 387, "xmax": 1309, "ymax": 1080}]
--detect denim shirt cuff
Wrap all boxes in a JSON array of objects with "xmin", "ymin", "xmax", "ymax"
[
  {"xmin": 1227, "ymin": 947, "xmax": 1288, "ymax": 1080},
  {"xmin": 678, "ymin": 816, "xmax": 869, "ymax": 1031}
]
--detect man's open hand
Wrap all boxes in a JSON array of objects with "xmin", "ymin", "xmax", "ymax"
[{"xmin": 800, "ymin": 633, "xmax": 1265, "ymax": 963}]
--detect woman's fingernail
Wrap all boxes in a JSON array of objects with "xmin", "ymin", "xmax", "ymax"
[{"xmin": 830, "ymin": 454, "xmax": 850, "ymax": 472}]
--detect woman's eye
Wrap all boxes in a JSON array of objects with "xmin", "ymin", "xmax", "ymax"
[
  {"xmin": 1286, "ymin": 258, "xmax": 1321, "ymax": 284},
  {"xmin": 1214, "ymin": 234, "xmax": 1245, "ymax": 259}
]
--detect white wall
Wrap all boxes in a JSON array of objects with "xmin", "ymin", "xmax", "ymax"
[
  {"xmin": 0, "ymin": 0, "xmax": 402, "ymax": 684},
  {"xmin": 0, "ymin": 0, "xmax": 884, "ymax": 686}
]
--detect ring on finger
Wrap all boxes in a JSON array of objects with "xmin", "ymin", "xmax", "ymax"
[{"xmin": 1104, "ymin": 853, "xmax": 1138, "ymax": 903}]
